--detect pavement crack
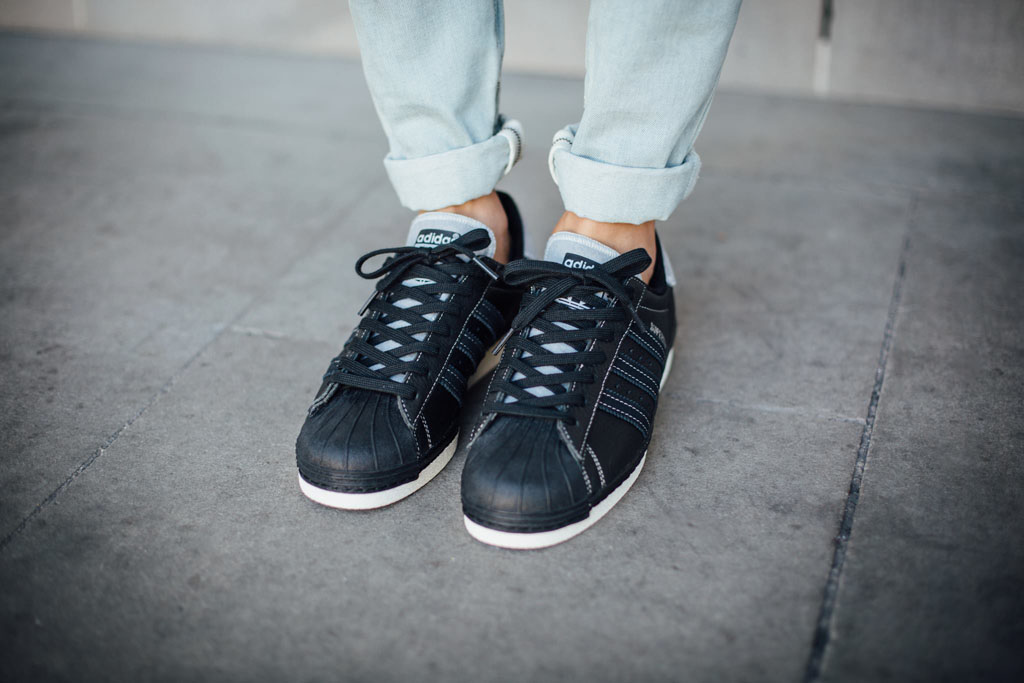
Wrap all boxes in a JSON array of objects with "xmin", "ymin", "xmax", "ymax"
[
  {"xmin": 0, "ymin": 174, "xmax": 382, "ymax": 554},
  {"xmin": 802, "ymin": 215, "xmax": 913, "ymax": 681},
  {"xmin": 228, "ymin": 324, "xmax": 292, "ymax": 340},
  {"xmin": 2, "ymin": 94, "xmax": 371, "ymax": 144},
  {"xmin": 0, "ymin": 320, "xmax": 229, "ymax": 554},
  {"xmin": 692, "ymin": 396, "xmax": 865, "ymax": 425}
]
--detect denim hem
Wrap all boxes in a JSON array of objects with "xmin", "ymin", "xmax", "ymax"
[
  {"xmin": 383, "ymin": 122, "xmax": 522, "ymax": 211},
  {"xmin": 550, "ymin": 146, "xmax": 702, "ymax": 224}
]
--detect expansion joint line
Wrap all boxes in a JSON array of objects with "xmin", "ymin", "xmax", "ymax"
[{"xmin": 803, "ymin": 230, "xmax": 911, "ymax": 682}]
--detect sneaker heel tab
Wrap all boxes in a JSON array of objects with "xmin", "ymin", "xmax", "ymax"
[
  {"xmin": 649, "ymin": 232, "xmax": 676, "ymax": 292},
  {"xmin": 496, "ymin": 191, "xmax": 527, "ymax": 261}
]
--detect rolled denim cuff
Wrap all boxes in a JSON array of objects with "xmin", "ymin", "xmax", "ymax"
[
  {"xmin": 548, "ymin": 131, "xmax": 701, "ymax": 224},
  {"xmin": 383, "ymin": 120, "xmax": 523, "ymax": 211}
]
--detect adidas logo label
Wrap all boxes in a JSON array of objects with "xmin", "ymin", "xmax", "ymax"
[
  {"xmin": 562, "ymin": 252, "xmax": 598, "ymax": 270},
  {"xmin": 555, "ymin": 296, "xmax": 590, "ymax": 311},
  {"xmin": 414, "ymin": 229, "xmax": 459, "ymax": 247}
]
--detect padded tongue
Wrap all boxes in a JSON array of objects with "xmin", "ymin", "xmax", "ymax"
[
  {"xmin": 542, "ymin": 232, "xmax": 620, "ymax": 270},
  {"xmin": 405, "ymin": 212, "xmax": 496, "ymax": 259},
  {"xmin": 501, "ymin": 232, "xmax": 624, "ymax": 402}
]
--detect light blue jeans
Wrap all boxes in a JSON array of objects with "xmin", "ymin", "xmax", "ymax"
[{"xmin": 349, "ymin": 0, "xmax": 741, "ymax": 224}]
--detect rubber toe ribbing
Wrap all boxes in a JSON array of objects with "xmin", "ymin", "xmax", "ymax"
[{"xmin": 462, "ymin": 417, "xmax": 590, "ymax": 532}]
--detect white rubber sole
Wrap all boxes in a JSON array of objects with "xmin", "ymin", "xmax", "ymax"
[
  {"xmin": 298, "ymin": 434, "xmax": 458, "ymax": 510},
  {"xmin": 464, "ymin": 347, "xmax": 675, "ymax": 550},
  {"xmin": 659, "ymin": 348, "xmax": 674, "ymax": 392},
  {"xmin": 464, "ymin": 452, "xmax": 648, "ymax": 550}
]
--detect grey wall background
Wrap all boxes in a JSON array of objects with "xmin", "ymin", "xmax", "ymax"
[{"xmin": 1, "ymin": 0, "xmax": 1023, "ymax": 115}]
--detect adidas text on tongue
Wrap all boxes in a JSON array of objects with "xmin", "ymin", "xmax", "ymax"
[
  {"xmin": 414, "ymin": 229, "xmax": 459, "ymax": 247},
  {"xmin": 562, "ymin": 252, "xmax": 598, "ymax": 270}
]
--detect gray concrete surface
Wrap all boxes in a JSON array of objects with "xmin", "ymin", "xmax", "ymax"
[
  {"xmin": 1, "ymin": 32, "xmax": 1022, "ymax": 682},
  {"xmin": 821, "ymin": 198, "xmax": 1024, "ymax": 682},
  {"xmin": 829, "ymin": 0, "xmax": 1024, "ymax": 114},
  {"xmin": 5, "ymin": 0, "xmax": 1024, "ymax": 113}
]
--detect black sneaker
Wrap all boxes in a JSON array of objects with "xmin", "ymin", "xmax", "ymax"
[
  {"xmin": 461, "ymin": 231, "xmax": 676, "ymax": 548},
  {"xmin": 296, "ymin": 193, "xmax": 524, "ymax": 509}
]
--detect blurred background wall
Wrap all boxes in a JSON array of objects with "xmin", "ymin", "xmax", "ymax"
[{"xmin": 1, "ymin": 0, "xmax": 1022, "ymax": 115}]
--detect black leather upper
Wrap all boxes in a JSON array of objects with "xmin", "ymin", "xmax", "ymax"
[
  {"xmin": 296, "ymin": 193, "xmax": 524, "ymax": 493},
  {"xmin": 462, "ymin": 238, "xmax": 676, "ymax": 531}
]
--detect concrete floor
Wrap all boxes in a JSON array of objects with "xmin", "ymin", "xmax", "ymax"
[{"xmin": 1, "ymin": 32, "xmax": 1022, "ymax": 682}]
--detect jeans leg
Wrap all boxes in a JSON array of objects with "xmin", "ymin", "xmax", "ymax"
[
  {"xmin": 548, "ymin": 0, "xmax": 741, "ymax": 224},
  {"xmin": 349, "ymin": 0, "xmax": 521, "ymax": 210}
]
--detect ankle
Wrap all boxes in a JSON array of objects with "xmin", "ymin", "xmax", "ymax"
[
  {"xmin": 553, "ymin": 211, "xmax": 656, "ymax": 283},
  {"xmin": 427, "ymin": 191, "xmax": 510, "ymax": 263}
]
